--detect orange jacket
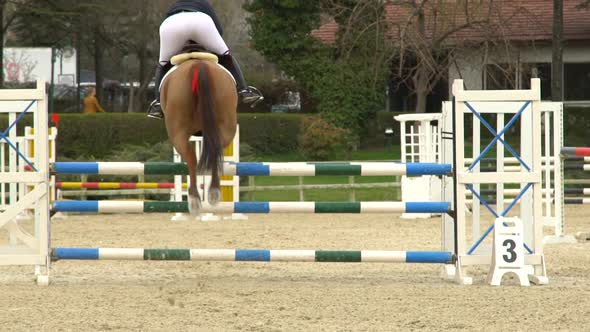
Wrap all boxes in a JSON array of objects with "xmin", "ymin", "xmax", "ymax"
[{"xmin": 82, "ymin": 96, "xmax": 106, "ymax": 114}]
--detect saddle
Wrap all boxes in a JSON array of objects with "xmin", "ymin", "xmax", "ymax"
[
  {"xmin": 171, "ymin": 41, "xmax": 218, "ymax": 66},
  {"xmin": 162, "ymin": 41, "xmax": 235, "ymax": 92}
]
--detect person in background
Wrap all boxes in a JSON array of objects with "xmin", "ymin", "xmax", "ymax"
[
  {"xmin": 146, "ymin": 0, "xmax": 263, "ymax": 119},
  {"xmin": 82, "ymin": 87, "xmax": 106, "ymax": 114}
]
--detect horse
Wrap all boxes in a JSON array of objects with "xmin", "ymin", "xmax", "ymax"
[{"xmin": 160, "ymin": 51, "xmax": 238, "ymax": 215}]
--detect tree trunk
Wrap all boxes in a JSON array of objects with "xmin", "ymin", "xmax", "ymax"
[
  {"xmin": 415, "ymin": 65, "xmax": 429, "ymax": 113},
  {"xmin": 136, "ymin": 49, "xmax": 148, "ymax": 113},
  {"xmin": 0, "ymin": 0, "xmax": 5, "ymax": 89},
  {"xmin": 414, "ymin": 6, "xmax": 428, "ymax": 113},
  {"xmin": 552, "ymin": 0, "xmax": 564, "ymax": 101},
  {"xmin": 127, "ymin": 84, "xmax": 135, "ymax": 113},
  {"xmin": 128, "ymin": 4, "xmax": 153, "ymax": 114},
  {"xmin": 94, "ymin": 25, "xmax": 104, "ymax": 104},
  {"xmin": 415, "ymin": 90, "xmax": 428, "ymax": 114},
  {"xmin": 75, "ymin": 31, "xmax": 81, "ymax": 113},
  {"xmin": 128, "ymin": 48, "xmax": 151, "ymax": 113}
]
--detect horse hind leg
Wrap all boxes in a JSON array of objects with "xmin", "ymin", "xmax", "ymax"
[
  {"xmin": 173, "ymin": 136, "xmax": 201, "ymax": 215},
  {"xmin": 197, "ymin": 110, "xmax": 222, "ymax": 206},
  {"xmin": 207, "ymin": 128, "xmax": 236, "ymax": 206},
  {"xmin": 208, "ymin": 165, "xmax": 221, "ymax": 205},
  {"xmin": 205, "ymin": 122, "xmax": 238, "ymax": 206}
]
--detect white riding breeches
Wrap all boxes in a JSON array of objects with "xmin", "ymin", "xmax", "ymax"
[{"xmin": 159, "ymin": 12, "xmax": 229, "ymax": 65}]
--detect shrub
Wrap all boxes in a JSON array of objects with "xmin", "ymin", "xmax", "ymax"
[
  {"xmin": 239, "ymin": 113, "xmax": 304, "ymax": 154},
  {"xmin": 298, "ymin": 116, "xmax": 351, "ymax": 161},
  {"xmin": 239, "ymin": 142, "xmax": 257, "ymax": 161}
]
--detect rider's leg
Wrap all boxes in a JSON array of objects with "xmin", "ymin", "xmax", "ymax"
[
  {"xmin": 218, "ymin": 52, "xmax": 262, "ymax": 104},
  {"xmin": 146, "ymin": 62, "xmax": 172, "ymax": 119},
  {"xmin": 182, "ymin": 12, "xmax": 263, "ymax": 105},
  {"xmin": 147, "ymin": 14, "xmax": 193, "ymax": 119}
]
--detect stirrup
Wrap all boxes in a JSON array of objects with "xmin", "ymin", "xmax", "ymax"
[
  {"xmin": 240, "ymin": 87, "xmax": 264, "ymax": 108},
  {"xmin": 147, "ymin": 101, "xmax": 164, "ymax": 119},
  {"xmin": 147, "ymin": 111, "xmax": 163, "ymax": 120}
]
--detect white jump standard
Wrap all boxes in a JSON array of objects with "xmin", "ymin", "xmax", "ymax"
[
  {"xmin": 446, "ymin": 78, "xmax": 548, "ymax": 285},
  {"xmin": 0, "ymin": 81, "xmax": 51, "ymax": 285}
]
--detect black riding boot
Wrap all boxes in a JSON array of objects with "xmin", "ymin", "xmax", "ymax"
[
  {"xmin": 218, "ymin": 52, "xmax": 263, "ymax": 105},
  {"xmin": 147, "ymin": 62, "xmax": 172, "ymax": 119}
]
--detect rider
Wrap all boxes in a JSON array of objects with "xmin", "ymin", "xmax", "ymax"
[{"xmin": 147, "ymin": 0, "xmax": 263, "ymax": 119}]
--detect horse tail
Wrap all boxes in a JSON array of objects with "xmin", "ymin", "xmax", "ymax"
[{"xmin": 191, "ymin": 62, "xmax": 222, "ymax": 174}]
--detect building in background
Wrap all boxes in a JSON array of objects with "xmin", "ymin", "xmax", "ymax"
[
  {"xmin": 312, "ymin": 1, "xmax": 590, "ymax": 111},
  {"xmin": 4, "ymin": 47, "xmax": 77, "ymax": 86}
]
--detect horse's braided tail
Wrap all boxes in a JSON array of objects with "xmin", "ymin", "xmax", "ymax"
[{"xmin": 191, "ymin": 62, "xmax": 222, "ymax": 174}]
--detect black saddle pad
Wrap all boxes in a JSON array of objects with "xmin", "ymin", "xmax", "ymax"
[{"xmin": 182, "ymin": 42, "xmax": 207, "ymax": 54}]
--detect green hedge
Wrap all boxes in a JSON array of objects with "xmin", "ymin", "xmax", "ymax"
[
  {"xmin": 0, "ymin": 114, "xmax": 167, "ymax": 159},
  {"xmin": 55, "ymin": 114, "xmax": 168, "ymax": 159},
  {"xmin": 0, "ymin": 113, "xmax": 306, "ymax": 159},
  {"xmin": 0, "ymin": 111, "xmax": 444, "ymax": 160},
  {"xmin": 564, "ymin": 106, "xmax": 590, "ymax": 147},
  {"xmin": 53, "ymin": 113, "xmax": 306, "ymax": 159},
  {"xmin": 239, "ymin": 113, "xmax": 305, "ymax": 154},
  {"xmin": 0, "ymin": 113, "xmax": 304, "ymax": 159},
  {"xmin": 1, "ymin": 106, "xmax": 586, "ymax": 160}
]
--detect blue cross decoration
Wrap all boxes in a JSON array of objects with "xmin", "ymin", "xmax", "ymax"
[
  {"xmin": 463, "ymin": 101, "xmax": 534, "ymax": 255},
  {"xmin": 0, "ymin": 100, "xmax": 38, "ymax": 172}
]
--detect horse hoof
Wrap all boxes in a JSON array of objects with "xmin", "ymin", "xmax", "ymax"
[
  {"xmin": 188, "ymin": 196, "xmax": 202, "ymax": 216},
  {"xmin": 208, "ymin": 188, "xmax": 221, "ymax": 205}
]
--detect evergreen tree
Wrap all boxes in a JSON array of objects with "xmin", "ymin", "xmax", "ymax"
[{"xmin": 245, "ymin": 0, "xmax": 392, "ymax": 140}]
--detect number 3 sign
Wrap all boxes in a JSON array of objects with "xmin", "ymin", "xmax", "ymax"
[{"xmin": 488, "ymin": 217, "xmax": 530, "ymax": 286}]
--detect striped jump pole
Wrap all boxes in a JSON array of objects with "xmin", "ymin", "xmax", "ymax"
[
  {"xmin": 465, "ymin": 189, "xmax": 553, "ymax": 196},
  {"xmin": 468, "ymin": 197, "xmax": 590, "ymax": 205},
  {"xmin": 466, "ymin": 188, "xmax": 590, "ymax": 196},
  {"xmin": 51, "ymin": 161, "xmax": 452, "ymax": 177},
  {"xmin": 564, "ymin": 163, "xmax": 590, "ymax": 171},
  {"xmin": 464, "ymin": 156, "xmax": 590, "ymax": 164},
  {"xmin": 466, "ymin": 198, "xmax": 586, "ymax": 205},
  {"xmin": 56, "ymin": 182, "xmax": 187, "ymax": 189},
  {"xmin": 477, "ymin": 164, "xmax": 590, "ymax": 172},
  {"xmin": 564, "ymin": 198, "xmax": 590, "ymax": 205},
  {"xmin": 51, "ymin": 248, "xmax": 455, "ymax": 264},
  {"xmin": 561, "ymin": 147, "xmax": 590, "ymax": 157},
  {"xmin": 564, "ymin": 156, "xmax": 590, "ymax": 162},
  {"xmin": 564, "ymin": 188, "xmax": 590, "ymax": 195},
  {"xmin": 52, "ymin": 201, "xmax": 451, "ymax": 214}
]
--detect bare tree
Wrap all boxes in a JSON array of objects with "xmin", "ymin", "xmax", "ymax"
[
  {"xmin": 0, "ymin": 0, "xmax": 33, "ymax": 88},
  {"xmin": 318, "ymin": 0, "xmax": 534, "ymax": 113},
  {"xmin": 320, "ymin": 0, "xmax": 397, "ymax": 95},
  {"xmin": 113, "ymin": 1, "xmax": 164, "ymax": 113},
  {"xmin": 389, "ymin": 0, "xmax": 507, "ymax": 113},
  {"xmin": 210, "ymin": 0, "xmax": 249, "ymax": 47}
]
